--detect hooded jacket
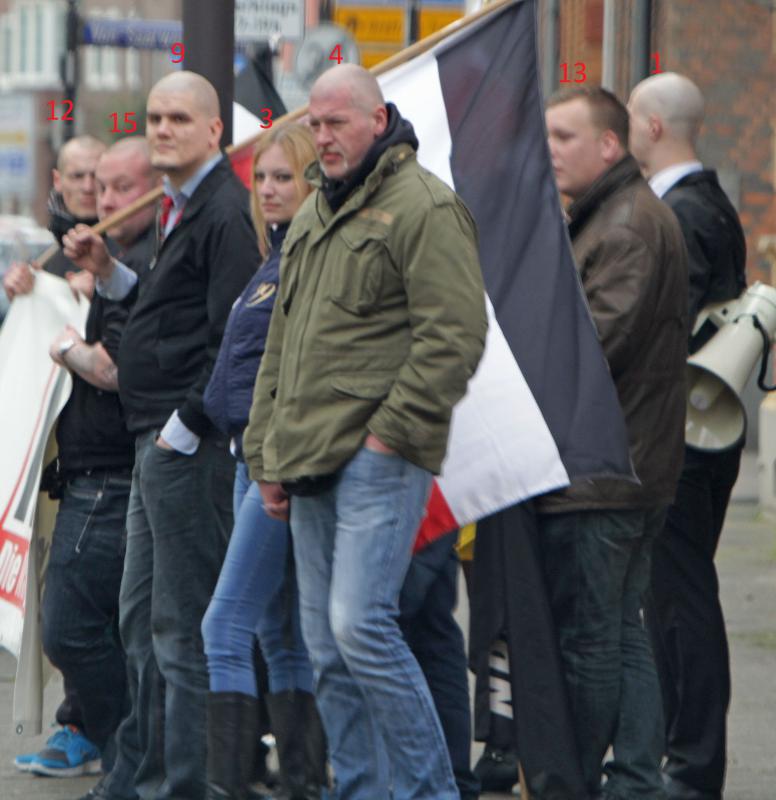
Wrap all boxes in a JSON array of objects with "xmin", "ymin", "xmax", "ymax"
[
  {"xmin": 44, "ymin": 190, "xmax": 98, "ymax": 279},
  {"xmin": 243, "ymin": 109, "xmax": 488, "ymax": 480}
]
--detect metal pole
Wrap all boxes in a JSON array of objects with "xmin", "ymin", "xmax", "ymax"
[
  {"xmin": 630, "ymin": 0, "xmax": 651, "ymax": 88},
  {"xmin": 61, "ymin": 0, "xmax": 79, "ymax": 142},
  {"xmin": 408, "ymin": 0, "xmax": 420, "ymax": 45},
  {"xmin": 541, "ymin": 0, "xmax": 560, "ymax": 98},
  {"xmin": 182, "ymin": 0, "xmax": 235, "ymax": 147},
  {"xmin": 601, "ymin": 0, "xmax": 616, "ymax": 91}
]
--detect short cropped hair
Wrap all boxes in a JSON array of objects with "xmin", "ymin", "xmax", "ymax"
[{"xmin": 546, "ymin": 86, "xmax": 629, "ymax": 148}]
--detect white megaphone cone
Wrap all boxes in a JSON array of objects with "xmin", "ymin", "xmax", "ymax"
[{"xmin": 686, "ymin": 282, "xmax": 776, "ymax": 451}]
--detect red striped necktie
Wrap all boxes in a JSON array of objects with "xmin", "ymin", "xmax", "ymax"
[{"xmin": 159, "ymin": 194, "xmax": 183, "ymax": 239}]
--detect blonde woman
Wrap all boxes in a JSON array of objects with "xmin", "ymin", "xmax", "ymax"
[{"xmin": 202, "ymin": 124, "xmax": 326, "ymax": 800}]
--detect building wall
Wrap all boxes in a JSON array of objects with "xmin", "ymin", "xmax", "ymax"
[
  {"xmin": 0, "ymin": 0, "xmax": 181, "ymax": 222},
  {"xmin": 656, "ymin": 0, "xmax": 776, "ymax": 286},
  {"xmin": 544, "ymin": 0, "xmax": 775, "ymax": 286}
]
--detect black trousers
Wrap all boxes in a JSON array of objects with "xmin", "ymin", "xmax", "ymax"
[
  {"xmin": 399, "ymin": 531, "xmax": 480, "ymax": 800},
  {"xmin": 646, "ymin": 443, "xmax": 742, "ymax": 800}
]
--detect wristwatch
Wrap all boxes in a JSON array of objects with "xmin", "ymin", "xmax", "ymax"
[{"xmin": 58, "ymin": 337, "xmax": 77, "ymax": 358}]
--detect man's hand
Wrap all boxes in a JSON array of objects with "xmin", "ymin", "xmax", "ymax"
[
  {"xmin": 49, "ymin": 325, "xmax": 84, "ymax": 367},
  {"xmin": 155, "ymin": 436, "xmax": 174, "ymax": 451},
  {"xmin": 3, "ymin": 262, "xmax": 35, "ymax": 301},
  {"xmin": 259, "ymin": 481, "xmax": 289, "ymax": 521},
  {"xmin": 364, "ymin": 432, "xmax": 396, "ymax": 455},
  {"xmin": 65, "ymin": 269, "xmax": 95, "ymax": 301},
  {"xmin": 62, "ymin": 224, "xmax": 114, "ymax": 281}
]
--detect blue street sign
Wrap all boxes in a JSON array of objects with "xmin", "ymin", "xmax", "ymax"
[
  {"xmin": 81, "ymin": 18, "xmax": 182, "ymax": 50},
  {"xmin": 81, "ymin": 18, "xmax": 255, "ymax": 51}
]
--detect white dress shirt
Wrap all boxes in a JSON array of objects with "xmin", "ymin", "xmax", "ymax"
[{"xmin": 648, "ymin": 161, "xmax": 704, "ymax": 199}]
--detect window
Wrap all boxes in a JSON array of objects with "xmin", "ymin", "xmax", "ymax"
[
  {"xmin": 34, "ymin": 3, "xmax": 43, "ymax": 73},
  {"xmin": 19, "ymin": 5, "xmax": 28, "ymax": 74},
  {"xmin": 84, "ymin": 6, "xmax": 122, "ymax": 90}
]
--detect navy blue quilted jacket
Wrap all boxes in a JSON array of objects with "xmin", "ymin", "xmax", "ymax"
[{"xmin": 204, "ymin": 223, "xmax": 286, "ymax": 459}]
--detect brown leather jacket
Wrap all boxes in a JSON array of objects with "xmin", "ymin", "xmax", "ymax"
[{"xmin": 539, "ymin": 155, "xmax": 688, "ymax": 513}]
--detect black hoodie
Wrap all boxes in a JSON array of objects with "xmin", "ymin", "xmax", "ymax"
[
  {"xmin": 321, "ymin": 103, "xmax": 419, "ymax": 213},
  {"xmin": 44, "ymin": 190, "xmax": 98, "ymax": 279}
]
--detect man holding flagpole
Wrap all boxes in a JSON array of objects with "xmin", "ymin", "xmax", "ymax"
[{"xmin": 244, "ymin": 64, "xmax": 487, "ymax": 799}]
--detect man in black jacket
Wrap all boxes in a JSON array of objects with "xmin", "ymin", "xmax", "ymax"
[
  {"xmin": 7, "ymin": 138, "xmax": 157, "ymax": 793},
  {"xmin": 64, "ymin": 72, "xmax": 259, "ymax": 800},
  {"xmin": 4, "ymin": 135, "xmax": 105, "ymax": 302},
  {"xmin": 629, "ymin": 72, "xmax": 747, "ymax": 800}
]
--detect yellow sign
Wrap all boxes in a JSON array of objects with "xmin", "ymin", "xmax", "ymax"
[
  {"xmin": 0, "ymin": 132, "xmax": 27, "ymax": 146},
  {"xmin": 334, "ymin": 6, "xmax": 405, "ymax": 45},
  {"xmin": 359, "ymin": 45, "xmax": 403, "ymax": 69},
  {"xmin": 419, "ymin": 8, "xmax": 463, "ymax": 39}
]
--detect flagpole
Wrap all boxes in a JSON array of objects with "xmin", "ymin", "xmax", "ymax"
[{"xmin": 33, "ymin": 0, "xmax": 518, "ymax": 268}]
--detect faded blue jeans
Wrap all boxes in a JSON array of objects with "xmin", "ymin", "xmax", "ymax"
[
  {"xmin": 290, "ymin": 446, "xmax": 457, "ymax": 800},
  {"xmin": 538, "ymin": 507, "xmax": 668, "ymax": 800},
  {"xmin": 202, "ymin": 461, "xmax": 313, "ymax": 695}
]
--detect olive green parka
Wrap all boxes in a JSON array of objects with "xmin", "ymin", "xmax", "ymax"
[{"xmin": 243, "ymin": 142, "xmax": 488, "ymax": 481}]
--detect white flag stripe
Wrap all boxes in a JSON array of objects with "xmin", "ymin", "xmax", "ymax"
[
  {"xmin": 438, "ymin": 297, "xmax": 569, "ymax": 523},
  {"xmin": 233, "ymin": 101, "xmax": 265, "ymax": 142},
  {"xmin": 379, "ymin": 53, "xmax": 569, "ymax": 524},
  {"xmin": 378, "ymin": 54, "xmax": 456, "ymax": 190}
]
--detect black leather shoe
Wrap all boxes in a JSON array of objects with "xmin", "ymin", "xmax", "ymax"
[
  {"xmin": 473, "ymin": 744, "xmax": 520, "ymax": 792},
  {"xmin": 76, "ymin": 777, "xmax": 136, "ymax": 800}
]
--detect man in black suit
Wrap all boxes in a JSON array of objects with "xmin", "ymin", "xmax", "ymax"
[
  {"xmin": 629, "ymin": 72, "xmax": 747, "ymax": 800},
  {"xmin": 64, "ymin": 72, "xmax": 259, "ymax": 800}
]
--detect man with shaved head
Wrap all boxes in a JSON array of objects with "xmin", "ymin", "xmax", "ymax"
[
  {"xmin": 244, "ymin": 64, "xmax": 487, "ymax": 799},
  {"xmin": 64, "ymin": 71, "xmax": 258, "ymax": 800},
  {"xmin": 629, "ymin": 73, "xmax": 747, "ymax": 800},
  {"xmin": 10, "ymin": 137, "xmax": 158, "ymax": 793},
  {"xmin": 4, "ymin": 135, "xmax": 105, "ymax": 302}
]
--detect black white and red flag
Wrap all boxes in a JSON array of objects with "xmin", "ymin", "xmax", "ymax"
[{"xmin": 376, "ymin": 0, "xmax": 633, "ymax": 547}]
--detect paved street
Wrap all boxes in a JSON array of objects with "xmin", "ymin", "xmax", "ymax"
[{"xmin": 1, "ymin": 456, "xmax": 774, "ymax": 799}]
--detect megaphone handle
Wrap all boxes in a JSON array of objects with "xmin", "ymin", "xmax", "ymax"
[{"xmin": 752, "ymin": 315, "xmax": 776, "ymax": 391}]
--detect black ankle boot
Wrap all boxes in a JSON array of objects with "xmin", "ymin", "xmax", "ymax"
[
  {"xmin": 266, "ymin": 691, "xmax": 327, "ymax": 800},
  {"xmin": 206, "ymin": 692, "xmax": 260, "ymax": 800},
  {"xmin": 473, "ymin": 743, "xmax": 519, "ymax": 793},
  {"xmin": 298, "ymin": 690, "xmax": 328, "ymax": 791}
]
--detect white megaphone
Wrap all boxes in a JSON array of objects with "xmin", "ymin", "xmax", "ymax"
[{"xmin": 685, "ymin": 282, "xmax": 776, "ymax": 450}]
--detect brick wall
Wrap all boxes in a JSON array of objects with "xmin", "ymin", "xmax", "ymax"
[
  {"xmin": 655, "ymin": 0, "xmax": 776, "ymax": 285},
  {"xmin": 549, "ymin": 0, "xmax": 775, "ymax": 285}
]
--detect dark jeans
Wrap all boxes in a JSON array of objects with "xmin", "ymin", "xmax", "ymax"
[
  {"xmin": 646, "ymin": 445, "xmax": 741, "ymax": 800},
  {"xmin": 111, "ymin": 430, "xmax": 233, "ymax": 800},
  {"xmin": 400, "ymin": 531, "xmax": 481, "ymax": 800},
  {"xmin": 538, "ymin": 508, "xmax": 667, "ymax": 800},
  {"xmin": 41, "ymin": 473, "xmax": 131, "ymax": 769}
]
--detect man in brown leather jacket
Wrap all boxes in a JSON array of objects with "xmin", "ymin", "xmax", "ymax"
[{"xmin": 542, "ymin": 86, "xmax": 689, "ymax": 800}]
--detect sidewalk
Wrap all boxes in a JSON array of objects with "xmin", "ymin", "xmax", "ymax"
[{"xmin": 1, "ymin": 453, "xmax": 774, "ymax": 799}]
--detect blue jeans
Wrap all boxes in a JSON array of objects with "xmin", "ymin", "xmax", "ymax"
[
  {"xmin": 111, "ymin": 430, "xmax": 234, "ymax": 800},
  {"xmin": 202, "ymin": 461, "xmax": 313, "ymax": 695},
  {"xmin": 538, "ymin": 508, "xmax": 667, "ymax": 800},
  {"xmin": 41, "ymin": 473, "xmax": 131, "ymax": 769},
  {"xmin": 290, "ymin": 446, "xmax": 457, "ymax": 800}
]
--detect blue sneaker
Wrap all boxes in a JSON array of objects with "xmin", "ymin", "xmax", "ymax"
[
  {"xmin": 14, "ymin": 726, "xmax": 71, "ymax": 772},
  {"xmin": 23, "ymin": 725, "xmax": 102, "ymax": 777}
]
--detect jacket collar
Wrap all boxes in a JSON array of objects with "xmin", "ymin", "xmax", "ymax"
[
  {"xmin": 305, "ymin": 143, "xmax": 415, "ymax": 229},
  {"xmin": 177, "ymin": 153, "xmax": 231, "ymax": 222},
  {"xmin": 567, "ymin": 154, "xmax": 641, "ymax": 236}
]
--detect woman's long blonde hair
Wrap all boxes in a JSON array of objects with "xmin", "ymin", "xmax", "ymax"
[{"xmin": 250, "ymin": 123, "xmax": 317, "ymax": 259}]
